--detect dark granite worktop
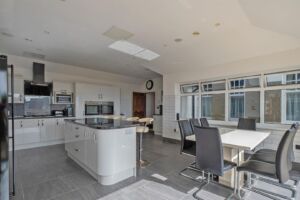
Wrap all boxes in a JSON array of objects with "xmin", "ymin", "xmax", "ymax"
[{"xmin": 65, "ymin": 118, "xmax": 141, "ymax": 130}]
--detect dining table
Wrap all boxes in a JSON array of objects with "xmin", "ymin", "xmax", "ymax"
[{"xmin": 186, "ymin": 129, "xmax": 271, "ymax": 188}]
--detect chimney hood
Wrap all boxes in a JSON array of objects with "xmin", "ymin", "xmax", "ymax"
[{"xmin": 24, "ymin": 62, "xmax": 53, "ymax": 96}]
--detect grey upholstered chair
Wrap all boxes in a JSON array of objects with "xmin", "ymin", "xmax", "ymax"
[
  {"xmin": 237, "ymin": 124, "xmax": 298, "ymax": 200},
  {"xmin": 237, "ymin": 118, "xmax": 256, "ymax": 130},
  {"xmin": 249, "ymin": 123, "xmax": 299, "ymax": 187},
  {"xmin": 192, "ymin": 126, "xmax": 237, "ymax": 199},
  {"xmin": 178, "ymin": 120, "xmax": 204, "ymax": 181},
  {"xmin": 200, "ymin": 118, "xmax": 210, "ymax": 127},
  {"xmin": 189, "ymin": 118, "xmax": 201, "ymax": 133}
]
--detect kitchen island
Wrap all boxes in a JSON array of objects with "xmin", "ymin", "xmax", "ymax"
[{"xmin": 64, "ymin": 118, "xmax": 139, "ymax": 185}]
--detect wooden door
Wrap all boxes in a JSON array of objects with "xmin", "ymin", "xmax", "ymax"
[{"xmin": 133, "ymin": 92, "xmax": 146, "ymax": 118}]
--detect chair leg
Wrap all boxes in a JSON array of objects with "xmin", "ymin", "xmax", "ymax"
[
  {"xmin": 179, "ymin": 163, "xmax": 206, "ymax": 182},
  {"xmin": 138, "ymin": 133, "xmax": 149, "ymax": 167},
  {"xmin": 193, "ymin": 173, "xmax": 211, "ymax": 200}
]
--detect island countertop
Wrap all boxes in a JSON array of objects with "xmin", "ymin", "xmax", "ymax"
[{"xmin": 65, "ymin": 117, "xmax": 140, "ymax": 129}]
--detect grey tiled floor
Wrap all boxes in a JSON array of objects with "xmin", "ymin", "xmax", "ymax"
[{"xmin": 10, "ymin": 134, "xmax": 300, "ymax": 200}]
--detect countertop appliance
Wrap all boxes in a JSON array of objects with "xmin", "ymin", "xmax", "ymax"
[
  {"xmin": 24, "ymin": 95, "xmax": 51, "ymax": 116},
  {"xmin": 0, "ymin": 55, "xmax": 9, "ymax": 200},
  {"xmin": 54, "ymin": 92, "xmax": 73, "ymax": 104},
  {"xmin": 52, "ymin": 110, "xmax": 64, "ymax": 117}
]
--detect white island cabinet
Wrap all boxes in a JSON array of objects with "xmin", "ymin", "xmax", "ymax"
[{"xmin": 64, "ymin": 120, "xmax": 137, "ymax": 185}]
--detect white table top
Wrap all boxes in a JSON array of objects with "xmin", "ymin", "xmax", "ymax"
[{"xmin": 186, "ymin": 129, "xmax": 270, "ymax": 150}]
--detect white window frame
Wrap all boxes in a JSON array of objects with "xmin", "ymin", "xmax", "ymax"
[{"xmin": 179, "ymin": 70, "xmax": 300, "ymax": 126}]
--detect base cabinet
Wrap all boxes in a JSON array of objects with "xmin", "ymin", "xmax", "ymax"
[
  {"xmin": 65, "ymin": 122, "xmax": 136, "ymax": 185},
  {"xmin": 10, "ymin": 118, "xmax": 69, "ymax": 150}
]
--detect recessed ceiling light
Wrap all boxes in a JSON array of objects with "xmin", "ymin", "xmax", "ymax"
[
  {"xmin": 109, "ymin": 40, "xmax": 144, "ymax": 55},
  {"xmin": 103, "ymin": 26, "xmax": 134, "ymax": 41},
  {"xmin": 174, "ymin": 38, "xmax": 183, "ymax": 42},
  {"xmin": 25, "ymin": 38, "xmax": 33, "ymax": 42},
  {"xmin": 1, "ymin": 32, "xmax": 14, "ymax": 37},
  {"xmin": 192, "ymin": 31, "xmax": 200, "ymax": 36},
  {"xmin": 215, "ymin": 22, "xmax": 221, "ymax": 27},
  {"xmin": 134, "ymin": 49, "xmax": 160, "ymax": 61}
]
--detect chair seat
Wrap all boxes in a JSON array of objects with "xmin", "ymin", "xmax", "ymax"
[
  {"xmin": 182, "ymin": 141, "xmax": 196, "ymax": 156},
  {"xmin": 237, "ymin": 160, "xmax": 277, "ymax": 179},
  {"xmin": 289, "ymin": 162, "xmax": 300, "ymax": 181},
  {"xmin": 136, "ymin": 126, "xmax": 149, "ymax": 133},
  {"xmin": 250, "ymin": 149, "xmax": 276, "ymax": 164}
]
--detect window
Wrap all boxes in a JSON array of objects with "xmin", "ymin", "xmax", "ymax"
[
  {"xmin": 180, "ymin": 95, "xmax": 199, "ymax": 119},
  {"xmin": 266, "ymin": 71, "xmax": 300, "ymax": 86},
  {"xmin": 229, "ymin": 91, "xmax": 260, "ymax": 122},
  {"xmin": 180, "ymin": 84, "xmax": 199, "ymax": 94},
  {"xmin": 265, "ymin": 90, "xmax": 281, "ymax": 123},
  {"xmin": 285, "ymin": 89, "xmax": 300, "ymax": 121},
  {"xmin": 229, "ymin": 77, "xmax": 260, "ymax": 89},
  {"xmin": 201, "ymin": 94, "xmax": 225, "ymax": 120},
  {"xmin": 201, "ymin": 81, "xmax": 225, "ymax": 92}
]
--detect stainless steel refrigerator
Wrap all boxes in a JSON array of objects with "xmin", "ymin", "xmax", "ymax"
[{"xmin": 0, "ymin": 55, "xmax": 9, "ymax": 200}]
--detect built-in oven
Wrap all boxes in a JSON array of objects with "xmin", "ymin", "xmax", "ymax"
[
  {"xmin": 54, "ymin": 92, "xmax": 73, "ymax": 104},
  {"xmin": 101, "ymin": 102, "xmax": 114, "ymax": 115},
  {"xmin": 85, "ymin": 101, "xmax": 101, "ymax": 115}
]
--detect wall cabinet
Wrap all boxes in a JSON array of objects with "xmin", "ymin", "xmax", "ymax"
[{"xmin": 53, "ymin": 81, "xmax": 74, "ymax": 93}]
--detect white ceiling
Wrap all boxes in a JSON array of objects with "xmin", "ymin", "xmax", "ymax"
[{"xmin": 0, "ymin": 0, "xmax": 300, "ymax": 78}]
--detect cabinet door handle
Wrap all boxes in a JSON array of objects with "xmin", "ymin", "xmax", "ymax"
[
  {"xmin": 93, "ymin": 133, "xmax": 96, "ymax": 141},
  {"xmin": 75, "ymin": 135, "xmax": 80, "ymax": 138},
  {"xmin": 75, "ymin": 127, "xmax": 79, "ymax": 130},
  {"xmin": 74, "ymin": 148, "xmax": 80, "ymax": 152},
  {"xmin": 57, "ymin": 120, "xmax": 59, "ymax": 126}
]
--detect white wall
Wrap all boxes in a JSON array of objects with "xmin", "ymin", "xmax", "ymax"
[
  {"xmin": 3, "ymin": 54, "xmax": 147, "ymax": 117},
  {"xmin": 140, "ymin": 77, "xmax": 163, "ymax": 115}
]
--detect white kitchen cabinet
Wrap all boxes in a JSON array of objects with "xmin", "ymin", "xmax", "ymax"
[
  {"xmin": 85, "ymin": 128, "xmax": 98, "ymax": 172},
  {"xmin": 14, "ymin": 119, "xmax": 40, "ymax": 145},
  {"xmin": 64, "ymin": 122, "xmax": 72, "ymax": 152},
  {"xmin": 53, "ymin": 81, "xmax": 74, "ymax": 93},
  {"xmin": 39, "ymin": 119, "xmax": 57, "ymax": 142},
  {"xmin": 8, "ymin": 77, "xmax": 24, "ymax": 103},
  {"xmin": 54, "ymin": 118, "xmax": 65, "ymax": 140}
]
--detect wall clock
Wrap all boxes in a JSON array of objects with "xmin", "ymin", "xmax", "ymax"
[{"xmin": 146, "ymin": 80, "xmax": 154, "ymax": 90}]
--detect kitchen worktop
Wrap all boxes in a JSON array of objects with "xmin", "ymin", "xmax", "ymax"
[
  {"xmin": 65, "ymin": 117, "xmax": 140, "ymax": 129},
  {"xmin": 9, "ymin": 115, "xmax": 75, "ymax": 120}
]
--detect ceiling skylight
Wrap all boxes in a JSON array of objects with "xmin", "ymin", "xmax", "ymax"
[
  {"xmin": 109, "ymin": 40, "xmax": 160, "ymax": 61},
  {"xmin": 134, "ymin": 49, "xmax": 160, "ymax": 61},
  {"xmin": 109, "ymin": 40, "xmax": 144, "ymax": 55}
]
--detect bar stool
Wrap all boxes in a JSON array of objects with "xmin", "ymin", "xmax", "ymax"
[
  {"xmin": 136, "ymin": 118, "xmax": 153, "ymax": 167},
  {"xmin": 126, "ymin": 117, "xmax": 140, "ymax": 121}
]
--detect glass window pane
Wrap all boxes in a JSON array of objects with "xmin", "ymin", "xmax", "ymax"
[
  {"xmin": 201, "ymin": 81, "xmax": 225, "ymax": 92},
  {"xmin": 245, "ymin": 77, "xmax": 260, "ymax": 88},
  {"xmin": 201, "ymin": 94, "xmax": 225, "ymax": 120},
  {"xmin": 180, "ymin": 84, "xmax": 199, "ymax": 94},
  {"xmin": 230, "ymin": 77, "xmax": 260, "ymax": 89},
  {"xmin": 229, "ymin": 91, "xmax": 260, "ymax": 122},
  {"xmin": 286, "ymin": 90, "xmax": 300, "ymax": 121},
  {"xmin": 286, "ymin": 74, "xmax": 296, "ymax": 85},
  {"xmin": 245, "ymin": 91, "xmax": 260, "ymax": 122},
  {"xmin": 265, "ymin": 90, "xmax": 281, "ymax": 123},
  {"xmin": 229, "ymin": 93, "xmax": 245, "ymax": 120},
  {"xmin": 266, "ymin": 74, "xmax": 283, "ymax": 86},
  {"xmin": 180, "ymin": 95, "xmax": 199, "ymax": 119}
]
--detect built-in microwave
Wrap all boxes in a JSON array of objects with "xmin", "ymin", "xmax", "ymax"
[
  {"xmin": 54, "ymin": 92, "xmax": 73, "ymax": 104},
  {"xmin": 101, "ymin": 102, "xmax": 114, "ymax": 115}
]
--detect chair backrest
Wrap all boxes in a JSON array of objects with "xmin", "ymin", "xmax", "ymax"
[
  {"xmin": 189, "ymin": 118, "xmax": 201, "ymax": 132},
  {"xmin": 126, "ymin": 117, "xmax": 140, "ymax": 121},
  {"xmin": 138, "ymin": 118, "xmax": 154, "ymax": 125},
  {"xmin": 237, "ymin": 118, "xmax": 256, "ymax": 131},
  {"xmin": 200, "ymin": 118, "xmax": 210, "ymax": 127},
  {"xmin": 178, "ymin": 120, "xmax": 193, "ymax": 138},
  {"xmin": 194, "ymin": 126, "xmax": 224, "ymax": 176},
  {"xmin": 276, "ymin": 124, "xmax": 299, "ymax": 183},
  {"xmin": 288, "ymin": 123, "xmax": 299, "ymax": 165}
]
